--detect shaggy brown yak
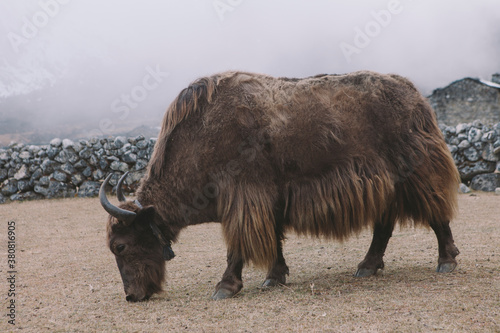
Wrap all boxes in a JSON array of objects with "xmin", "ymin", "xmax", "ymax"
[{"xmin": 100, "ymin": 70, "xmax": 460, "ymax": 302}]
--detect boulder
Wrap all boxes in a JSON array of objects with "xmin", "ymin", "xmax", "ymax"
[
  {"xmin": 470, "ymin": 173, "xmax": 500, "ymax": 192},
  {"xmin": 458, "ymin": 183, "xmax": 471, "ymax": 194},
  {"xmin": 14, "ymin": 164, "xmax": 30, "ymax": 180},
  {"xmin": 78, "ymin": 181, "xmax": 101, "ymax": 198},
  {"xmin": 50, "ymin": 138, "xmax": 62, "ymax": 147}
]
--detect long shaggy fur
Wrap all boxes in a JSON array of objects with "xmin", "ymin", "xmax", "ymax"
[{"xmin": 138, "ymin": 70, "xmax": 460, "ymax": 270}]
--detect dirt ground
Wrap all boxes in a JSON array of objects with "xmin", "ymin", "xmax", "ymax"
[{"xmin": 0, "ymin": 193, "xmax": 499, "ymax": 332}]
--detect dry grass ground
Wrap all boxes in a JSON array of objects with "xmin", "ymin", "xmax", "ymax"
[{"xmin": 0, "ymin": 194, "xmax": 499, "ymax": 332}]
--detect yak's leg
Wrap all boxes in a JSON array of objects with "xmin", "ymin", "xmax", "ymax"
[
  {"xmin": 355, "ymin": 216, "xmax": 395, "ymax": 277},
  {"xmin": 430, "ymin": 220, "xmax": 459, "ymax": 273},
  {"xmin": 212, "ymin": 251, "xmax": 244, "ymax": 300},
  {"xmin": 262, "ymin": 238, "xmax": 289, "ymax": 287},
  {"xmin": 262, "ymin": 216, "xmax": 289, "ymax": 287}
]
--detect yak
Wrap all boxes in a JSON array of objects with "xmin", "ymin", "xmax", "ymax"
[{"xmin": 100, "ymin": 70, "xmax": 460, "ymax": 302}]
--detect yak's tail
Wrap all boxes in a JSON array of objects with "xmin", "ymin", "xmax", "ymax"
[{"xmin": 218, "ymin": 182, "xmax": 277, "ymax": 269}]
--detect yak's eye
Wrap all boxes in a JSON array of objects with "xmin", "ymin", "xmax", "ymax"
[{"xmin": 116, "ymin": 244, "xmax": 126, "ymax": 253}]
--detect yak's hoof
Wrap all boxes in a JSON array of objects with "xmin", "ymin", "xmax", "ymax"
[
  {"xmin": 436, "ymin": 262, "xmax": 457, "ymax": 273},
  {"xmin": 354, "ymin": 267, "xmax": 377, "ymax": 277},
  {"xmin": 211, "ymin": 288, "xmax": 236, "ymax": 300},
  {"xmin": 261, "ymin": 279, "xmax": 281, "ymax": 288}
]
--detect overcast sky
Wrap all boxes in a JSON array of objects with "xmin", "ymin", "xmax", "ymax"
[{"xmin": 1, "ymin": 0, "xmax": 499, "ymax": 133}]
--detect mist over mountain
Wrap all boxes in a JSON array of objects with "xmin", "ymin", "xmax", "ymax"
[{"xmin": 1, "ymin": 0, "xmax": 499, "ymax": 143}]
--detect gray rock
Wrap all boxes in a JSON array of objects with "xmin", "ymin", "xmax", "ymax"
[
  {"xmin": 11, "ymin": 151, "xmax": 19, "ymax": 161},
  {"xmin": 78, "ymin": 181, "xmax": 101, "ymax": 198},
  {"xmin": 473, "ymin": 141, "xmax": 484, "ymax": 150},
  {"xmin": 71, "ymin": 173, "xmax": 85, "ymax": 186},
  {"xmin": 93, "ymin": 169, "xmax": 106, "ymax": 181},
  {"xmin": 0, "ymin": 193, "xmax": 5, "ymax": 204},
  {"xmin": 470, "ymin": 173, "xmax": 500, "ymax": 192},
  {"xmin": 126, "ymin": 170, "xmax": 145, "ymax": 187},
  {"xmin": 2, "ymin": 179, "xmax": 18, "ymax": 195},
  {"xmin": 41, "ymin": 160, "xmax": 59, "ymax": 175},
  {"xmin": 135, "ymin": 159, "xmax": 148, "ymax": 170},
  {"xmin": 456, "ymin": 123, "xmax": 469, "ymax": 133},
  {"xmin": 98, "ymin": 159, "xmax": 108, "ymax": 170},
  {"xmin": 88, "ymin": 154, "xmax": 98, "ymax": 166},
  {"xmin": 114, "ymin": 136, "xmax": 127, "ymax": 149},
  {"xmin": 30, "ymin": 168, "xmax": 43, "ymax": 181},
  {"xmin": 39, "ymin": 176, "xmax": 50, "ymax": 186},
  {"xmin": 447, "ymin": 145, "xmax": 458, "ymax": 154},
  {"xmin": 17, "ymin": 180, "xmax": 31, "ymax": 192},
  {"xmin": 110, "ymin": 161, "xmax": 129, "ymax": 173},
  {"xmin": 497, "ymin": 161, "xmax": 500, "ymax": 173},
  {"xmin": 482, "ymin": 144, "xmax": 499, "ymax": 162},
  {"xmin": 54, "ymin": 150, "xmax": 69, "ymax": 163},
  {"xmin": 79, "ymin": 148, "xmax": 93, "ymax": 159},
  {"xmin": 0, "ymin": 150, "xmax": 9, "ymax": 161},
  {"xmin": 19, "ymin": 151, "xmax": 31, "ymax": 159},
  {"xmin": 481, "ymin": 131, "xmax": 497, "ymax": 143},
  {"xmin": 82, "ymin": 166, "xmax": 93, "ymax": 177},
  {"xmin": 62, "ymin": 138, "xmax": 74, "ymax": 150},
  {"xmin": 472, "ymin": 120, "xmax": 483, "ymax": 128},
  {"xmin": 137, "ymin": 149, "xmax": 148, "ymax": 159},
  {"xmin": 47, "ymin": 180, "xmax": 76, "ymax": 198},
  {"xmin": 28, "ymin": 145, "xmax": 41, "ymax": 154},
  {"xmin": 47, "ymin": 146, "xmax": 60, "ymax": 159},
  {"xmin": 14, "ymin": 164, "xmax": 30, "ymax": 180},
  {"xmin": 468, "ymin": 128, "xmax": 483, "ymax": 143},
  {"xmin": 458, "ymin": 183, "xmax": 471, "ymax": 194},
  {"xmin": 494, "ymin": 140, "xmax": 500, "ymax": 155},
  {"xmin": 53, "ymin": 171, "xmax": 67, "ymax": 182},
  {"xmin": 72, "ymin": 141, "xmax": 84, "ymax": 153},
  {"xmin": 34, "ymin": 185, "xmax": 49, "ymax": 196},
  {"xmin": 50, "ymin": 138, "xmax": 62, "ymax": 147},
  {"xmin": 37, "ymin": 150, "xmax": 47, "ymax": 158},
  {"xmin": 10, "ymin": 191, "xmax": 42, "ymax": 202},
  {"xmin": 122, "ymin": 152, "xmax": 137, "ymax": 163},
  {"xmin": 67, "ymin": 151, "xmax": 80, "ymax": 164},
  {"xmin": 495, "ymin": 188, "xmax": 500, "ymax": 195},
  {"xmin": 0, "ymin": 168, "xmax": 8, "ymax": 181},
  {"xmin": 74, "ymin": 160, "xmax": 88, "ymax": 170},
  {"xmin": 92, "ymin": 142, "xmax": 103, "ymax": 151},
  {"xmin": 136, "ymin": 140, "xmax": 148, "ymax": 149},
  {"xmin": 61, "ymin": 163, "xmax": 76, "ymax": 175},
  {"xmin": 458, "ymin": 140, "xmax": 471, "ymax": 150},
  {"xmin": 459, "ymin": 161, "xmax": 496, "ymax": 181},
  {"xmin": 463, "ymin": 147, "xmax": 480, "ymax": 162}
]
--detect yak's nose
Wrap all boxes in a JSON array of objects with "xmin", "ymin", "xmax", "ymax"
[{"xmin": 126, "ymin": 294, "xmax": 136, "ymax": 302}]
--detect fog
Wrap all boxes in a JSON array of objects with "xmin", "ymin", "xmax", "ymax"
[{"xmin": 1, "ymin": 0, "xmax": 499, "ymax": 137}]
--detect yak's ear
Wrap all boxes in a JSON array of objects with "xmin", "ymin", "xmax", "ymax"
[{"xmin": 134, "ymin": 206, "xmax": 156, "ymax": 226}]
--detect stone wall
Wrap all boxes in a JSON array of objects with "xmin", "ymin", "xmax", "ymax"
[
  {"xmin": 441, "ymin": 121, "xmax": 500, "ymax": 191},
  {"xmin": 1, "ymin": 123, "xmax": 500, "ymax": 204},
  {"xmin": 0, "ymin": 135, "xmax": 155, "ymax": 203}
]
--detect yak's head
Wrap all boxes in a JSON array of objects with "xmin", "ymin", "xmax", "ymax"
[{"xmin": 99, "ymin": 173, "xmax": 174, "ymax": 302}]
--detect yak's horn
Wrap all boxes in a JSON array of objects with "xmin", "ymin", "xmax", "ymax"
[
  {"xmin": 116, "ymin": 172, "xmax": 129, "ymax": 202},
  {"xmin": 99, "ymin": 173, "xmax": 136, "ymax": 225}
]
